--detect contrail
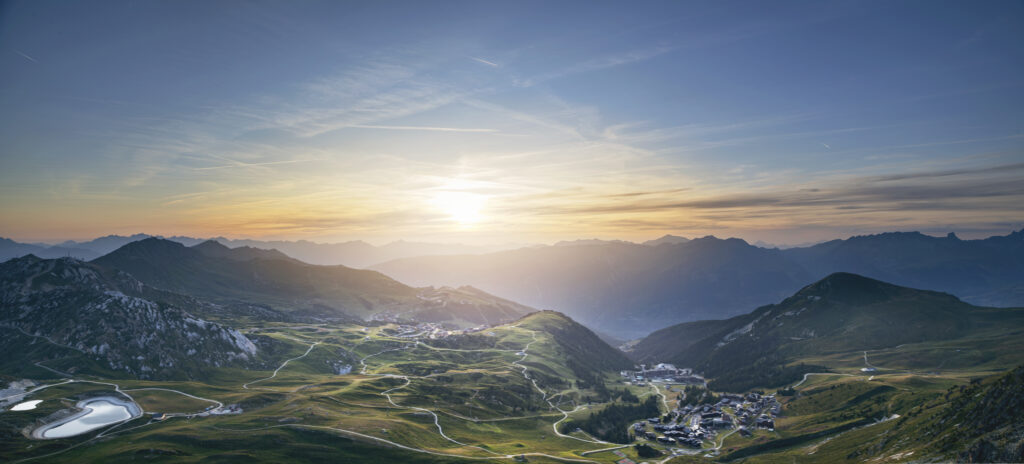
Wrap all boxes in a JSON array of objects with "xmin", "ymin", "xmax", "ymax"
[
  {"xmin": 14, "ymin": 50, "xmax": 38, "ymax": 63},
  {"xmin": 470, "ymin": 56, "xmax": 499, "ymax": 67}
]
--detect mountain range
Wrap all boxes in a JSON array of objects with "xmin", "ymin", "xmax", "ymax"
[
  {"xmin": 4, "ymin": 230, "xmax": 1023, "ymax": 339},
  {"xmin": 0, "ymin": 234, "xmax": 515, "ymax": 268},
  {"xmin": 372, "ymin": 230, "xmax": 1024, "ymax": 337},
  {"xmin": 629, "ymin": 272, "xmax": 1024, "ymax": 391},
  {"xmin": 91, "ymin": 238, "xmax": 531, "ymax": 327}
]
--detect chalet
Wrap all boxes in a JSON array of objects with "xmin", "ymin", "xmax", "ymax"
[
  {"xmin": 673, "ymin": 374, "xmax": 705, "ymax": 384},
  {"xmin": 656, "ymin": 436, "xmax": 676, "ymax": 444},
  {"xmin": 680, "ymin": 437, "xmax": 703, "ymax": 448},
  {"xmin": 723, "ymin": 393, "xmax": 744, "ymax": 402},
  {"xmin": 755, "ymin": 415, "xmax": 775, "ymax": 429}
]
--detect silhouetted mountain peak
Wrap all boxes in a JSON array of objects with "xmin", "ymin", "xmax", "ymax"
[
  {"xmin": 554, "ymin": 238, "xmax": 629, "ymax": 247},
  {"xmin": 643, "ymin": 234, "xmax": 690, "ymax": 246},
  {"xmin": 798, "ymin": 272, "xmax": 895, "ymax": 299},
  {"xmin": 792, "ymin": 271, "xmax": 962, "ymax": 308},
  {"xmin": 193, "ymin": 239, "xmax": 231, "ymax": 254},
  {"xmin": 8, "ymin": 253, "xmax": 42, "ymax": 264},
  {"xmin": 117, "ymin": 237, "xmax": 187, "ymax": 254}
]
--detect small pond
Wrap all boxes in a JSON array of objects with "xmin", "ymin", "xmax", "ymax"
[{"xmin": 33, "ymin": 396, "xmax": 141, "ymax": 439}]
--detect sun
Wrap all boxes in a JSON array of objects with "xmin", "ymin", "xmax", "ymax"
[{"xmin": 433, "ymin": 191, "xmax": 486, "ymax": 225}]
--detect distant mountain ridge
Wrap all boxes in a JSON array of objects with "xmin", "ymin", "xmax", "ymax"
[
  {"xmin": 6, "ymin": 229, "xmax": 1023, "ymax": 337},
  {"xmin": 91, "ymin": 238, "xmax": 530, "ymax": 327},
  {"xmin": 372, "ymin": 229, "xmax": 1024, "ymax": 337},
  {"xmin": 0, "ymin": 237, "xmax": 101, "ymax": 261},
  {"xmin": 17, "ymin": 234, "xmax": 515, "ymax": 268}
]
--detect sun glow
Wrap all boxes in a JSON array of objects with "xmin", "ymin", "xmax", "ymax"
[{"xmin": 433, "ymin": 191, "xmax": 486, "ymax": 225}]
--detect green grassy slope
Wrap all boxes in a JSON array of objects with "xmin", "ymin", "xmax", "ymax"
[{"xmin": 1, "ymin": 311, "xmax": 642, "ymax": 463}]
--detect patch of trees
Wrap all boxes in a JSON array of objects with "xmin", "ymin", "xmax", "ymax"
[
  {"xmin": 678, "ymin": 385, "xmax": 719, "ymax": 406},
  {"xmin": 634, "ymin": 443, "xmax": 661, "ymax": 458},
  {"xmin": 707, "ymin": 360, "xmax": 826, "ymax": 393},
  {"xmin": 561, "ymin": 396, "xmax": 660, "ymax": 444},
  {"xmin": 582, "ymin": 387, "xmax": 639, "ymax": 405}
]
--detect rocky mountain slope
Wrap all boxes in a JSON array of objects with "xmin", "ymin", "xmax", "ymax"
[{"xmin": 0, "ymin": 255, "xmax": 265, "ymax": 379}]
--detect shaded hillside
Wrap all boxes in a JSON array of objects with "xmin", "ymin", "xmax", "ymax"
[
  {"xmin": 627, "ymin": 319, "xmax": 732, "ymax": 362},
  {"xmin": 632, "ymin": 273, "xmax": 1024, "ymax": 391},
  {"xmin": 92, "ymin": 238, "xmax": 529, "ymax": 326},
  {"xmin": 0, "ymin": 255, "xmax": 267, "ymax": 379},
  {"xmin": 515, "ymin": 310, "xmax": 634, "ymax": 374},
  {"xmin": 371, "ymin": 230, "xmax": 1024, "ymax": 337},
  {"xmin": 944, "ymin": 366, "xmax": 1024, "ymax": 462},
  {"xmin": 833, "ymin": 366, "xmax": 1024, "ymax": 463}
]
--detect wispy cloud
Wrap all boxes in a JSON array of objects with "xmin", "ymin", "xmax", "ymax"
[
  {"xmin": 515, "ymin": 45, "xmax": 675, "ymax": 87},
  {"xmin": 348, "ymin": 124, "xmax": 497, "ymax": 133},
  {"xmin": 192, "ymin": 158, "xmax": 323, "ymax": 171}
]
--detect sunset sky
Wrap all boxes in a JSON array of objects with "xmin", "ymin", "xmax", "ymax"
[{"xmin": 1, "ymin": 0, "xmax": 1022, "ymax": 245}]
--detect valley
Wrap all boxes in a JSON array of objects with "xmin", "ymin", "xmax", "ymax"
[
  {"xmin": 3, "ymin": 301, "xmax": 1023, "ymax": 463},
  {"xmin": 1, "ymin": 243, "xmax": 1022, "ymax": 463}
]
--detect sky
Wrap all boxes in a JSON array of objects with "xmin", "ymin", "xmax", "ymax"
[{"xmin": 1, "ymin": 0, "xmax": 1022, "ymax": 246}]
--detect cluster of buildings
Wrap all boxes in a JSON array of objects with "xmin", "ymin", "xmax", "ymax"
[
  {"xmin": 633, "ymin": 418, "xmax": 705, "ymax": 448},
  {"xmin": 628, "ymin": 374, "xmax": 783, "ymax": 450},
  {"xmin": 620, "ymin": 363, "xmax": 705, "ymax": 386},
  {"xmin": 729, "ymin": 392, "xmax": 780, "ymax": 431}
]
